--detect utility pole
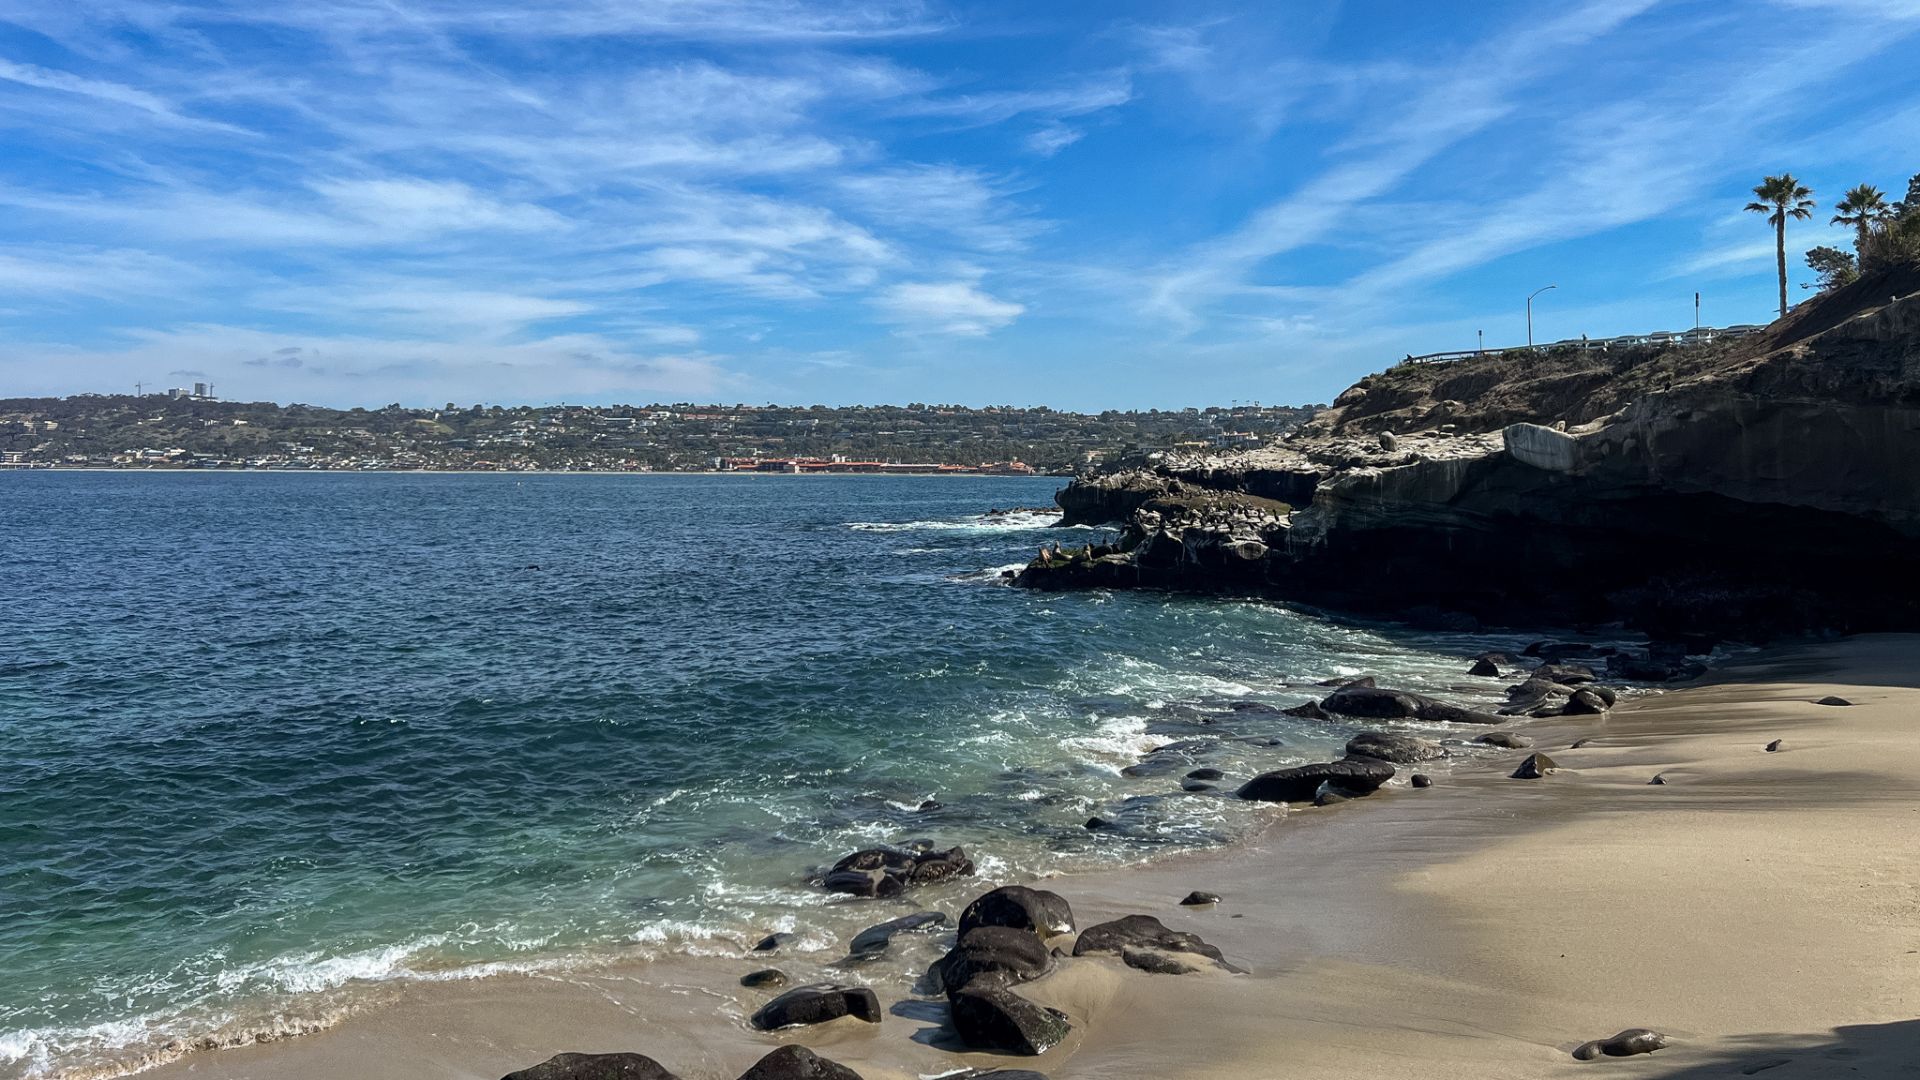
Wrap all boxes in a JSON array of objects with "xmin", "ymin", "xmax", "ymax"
[
  {"xmin": 1477, "ymin": 329, "xmax": 1484, "ymax": 355},
  {"xmin": 1527, "ymin": 284, "xmax": 1558, "ymax": 348},
  {"xmin": 134, "ymin": 382, "xmax": 142, "ymax": 397},
  {"xmin": 1694, "ymin": 292, "xmax": 1701, "ymax": 329}
]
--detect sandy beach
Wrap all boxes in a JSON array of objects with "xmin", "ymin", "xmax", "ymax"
[{"xmin": 130, "ymin": 635, "xmax": 1920, "ymax": 1080}]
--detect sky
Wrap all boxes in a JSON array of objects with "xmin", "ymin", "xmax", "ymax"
[{"xmin": 2, "ymin": 0, "xmax": 1919, "ymax": 410}]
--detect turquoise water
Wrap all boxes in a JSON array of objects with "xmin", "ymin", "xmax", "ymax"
[{"xmin": 0, "ymin": 473, "xmax": 1512, "ymax": 1077}]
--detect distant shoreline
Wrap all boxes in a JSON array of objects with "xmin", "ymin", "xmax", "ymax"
[{"xmin": 0, "ymin": 466, "xmax": 1074, "ymax": 478}]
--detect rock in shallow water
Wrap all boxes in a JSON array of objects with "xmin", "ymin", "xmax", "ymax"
[
  {"xmin": 1344, "ymin": 731, "xmax": 1448, "ymax": 764},
  {"xmin": 1236, "ymin": 756, "xmax": 1395, "ymax": 803},
  {"xmin": 501, "ymin": 1053, "xmax": 681, "ymax": 1080},
  {"xmin": 847, "ymin": 911, "xmax": 948, "ymax": 960},
  {"xmin": 822, "ymin": 845, "xmax": 974, "ymax": 898},
  {"xmin": 740, "ymin": 968, "xmax": 788, "ymax": 989},
  {"xmin": 1411, "ymin": 773, "xmax": 1434, "ymax": 788},
  {"xmin": 736, "ymin": 1046, "xmax": 863, "ymax": 1080},
  {"xmin": 1179, "ymin": 890, "xmax": 1221, "ymax": 906},
  {"xmin": 752, "ymin": 932, "xmax": 795, "ymax": 953},
  {"xmin": 750, "ymin": 985, "xmax": 882, "ymax": 1030}
]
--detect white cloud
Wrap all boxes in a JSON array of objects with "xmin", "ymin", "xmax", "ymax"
[
  {"xmin": 1025, "ymin": 124, "xmax": 1082, "ymax": 157},
  {"xmin": 873, "ymin": 280, "xmax": 1023, "ymax": 335}
]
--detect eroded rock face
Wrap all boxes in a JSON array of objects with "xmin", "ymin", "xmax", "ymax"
[
  {"xmin": 501, "ymin": 1053, "xmax": 681, "ymax": 1080},
  {"xmin": 1236, "ymin": 757, "xmax": 1395, "ymax": 803},
  {"xmin": 822, "ymin": 845, "xmax": 974, "ymax": 898},
  {"xmin": 750, "ymin": 985, "xmax": 883, "ymax": 1030},
  {"xmin": 947, "ymin": 984, "xmax": 1071, "ymax": 1055},
  {"xmin": 1016, "ymin": 281, "xmax": 1920, "ymax": 639}
]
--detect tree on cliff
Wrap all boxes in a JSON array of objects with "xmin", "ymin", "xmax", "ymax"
[
  {"xmin": 1804, "ymin": 246, "xmax": 1859, "ymax": 292},
  {"xmin": 1747, "ymin": 174, "xmax": 1816, "ymax": 318},
  {"xmin": 1832, "ymin": 184, "xmax": 1891, "ymax": 254}
]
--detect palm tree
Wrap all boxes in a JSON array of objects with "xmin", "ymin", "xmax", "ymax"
[
  {"xmin": 1746, "ymin": 174, "xmax": 1816, "ymax": 318},
  {"xmin": 1832, "ymin": 184, "xmax": 1891, "ymax": 256}
]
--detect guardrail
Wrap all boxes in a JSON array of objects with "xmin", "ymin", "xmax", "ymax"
[{"xmin": 1401, "ymin": 324, "xmax": 1768, "ymax": 364}]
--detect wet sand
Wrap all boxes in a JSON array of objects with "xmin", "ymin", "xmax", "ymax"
[{"xmin": 135, "ymin": 635, "xmax": 1920, "ymax": 1080}]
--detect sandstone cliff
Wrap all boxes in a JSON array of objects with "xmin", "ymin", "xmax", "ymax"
[{"xmin": 1021, "ymin": 266, "xmax": 1920, "ymax": 639}]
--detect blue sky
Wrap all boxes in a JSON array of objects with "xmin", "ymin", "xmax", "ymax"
[{"xmin": 2, "ymin": 0, "xmax": 1918, "ymax": 409}]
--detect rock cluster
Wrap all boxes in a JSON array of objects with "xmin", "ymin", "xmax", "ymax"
[{"xmin": 821, "ymin": 843, "xmax": 974, "ymax": 898}]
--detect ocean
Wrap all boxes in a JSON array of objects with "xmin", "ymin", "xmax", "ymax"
[{"xmin": 0, "ymin": 472, "xmax": 1518, "ymax": 1077}]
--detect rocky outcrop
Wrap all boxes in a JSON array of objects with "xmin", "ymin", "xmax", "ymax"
[
  {"xmin": 821, "ymin": 844, "xmax": 974, "ymax": 898},
  {"xmin": 1019, "ymin": 275, "xmax": 1920, "ymax": 639},
  {"xmin": 1235, "ymin": 756, "xmax": 1396, "ymax": 803},
  {"xmin": 947, "ymin": 984, "xmax": 1071, "ymax": 1055},
  {"xmin": 929, "ymin": 926, "xmax": 1054, "ymax": 994}
]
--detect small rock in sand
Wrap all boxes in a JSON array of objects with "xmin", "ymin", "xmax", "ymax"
[
  {"xmin": 1649, "ymin": 773, "xmax": 1669, "ymax": 785},
  {"xmin": 1510, "ymin": 753, "xmax": 1559, "ymax": 780},
  {"xmin": 1179, "ymin": 891, "xmax": 1222, "ymax": 906},
  {"xmin": 1570, "ymin": 738, "xmax": 1595, "ymax": 749},
  {"xmin": 1815, "ymin": 696, "xmax": 1853, "ymax": 706},
  {"xmin": 1765, "ymin": 739, "xmax": 1784, "ymax": 752},
  {"xmin": 1122, "ymin": 946, "xmax": 1199, "ymax": 975},
  {"xmin": 1571, "ymin": 1028, "xmax": 1670, "ymax": 1059},
  {"xmin": 1474, "ymin": 731, "xmax": 1533, "ymax": 749},
  {"xmin": 740, "ymin": 968, "xmax": 788, "ymax": 989}
]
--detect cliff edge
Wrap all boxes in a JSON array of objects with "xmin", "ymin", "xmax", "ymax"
[{"xmin": 1020, "ymin": 266, "xmax": 1920, "ymax": 639}]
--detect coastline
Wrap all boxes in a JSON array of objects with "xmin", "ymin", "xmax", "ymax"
[{"xmin": 120, "ymin": 634, "xmax": 1920, "ymax": 1080}]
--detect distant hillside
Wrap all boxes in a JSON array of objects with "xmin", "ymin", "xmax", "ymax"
[{"xmin": 0, "ymin": 398, "xmax": 1320, "ymax": 474}]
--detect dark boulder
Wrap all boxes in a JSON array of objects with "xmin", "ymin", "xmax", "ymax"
[
  {"xmin": 1473, "ymin": 731, "xmax": 1533, "ymax": 749},
  {"xmin": 1185, "ymin": 766, "xmax": 1225, "ymax": 781},
  {"xmin": 501, "ymin": 1054, "xmax": 681, "ymax": 1080},
  {"xmin": 1179, "ymin": 891, "xmax": 1221, "ymax": 906},
  {"xmin": 930, "ymin": 926, "xmax": 1054, "ymax": 993},
  {"xmin": 1535, "ymin": 663, "xmax": 1596, "ymax": 685},
  {"xmin": 822, "ymin": 845, "xmax": 974, "ymax": 898},
  {"xmin": 1281, "ymin": 700, "xmax": 1331, "ymax": 721},
  {"xmin": 1571, "ymin": 1029, "xmax": 1670, "ymax": 1060},
  {"xmin": 1344, "ymin": 731, "xmax": 1447, "ymax": 764},
  {"xmin": 958, "ymin": 886, "xmax": 1075, "ymax": 940},
  {"xmin": 848, "ymin": 911, "xmax": 948, "ymax": 960},
  {"xmin": 736, "ymin": 1047, "xmax": 862, "ymax": 1080},
  {"xmin": 947, "ymin": 984, "xmax": 1071, "ymax": 1055},
  {"xmin": 1815, "ymin": 695, "xmax": 1853, "ymax": 706},
  {"xmin": 1564, "ymin": 688, "xmax": 1611, "ymax": 715},
  {"xmin": 740, "ymin": 968, "xmax": 788, "ymax": 989},
  {"xmin": 1765, "ymin": 739, "xmax": 1784, "ymax": 752},
  {"xmin": 1072, "ymin": 915, "xmax": 1225, "ymax": 964},
  {"xmin": 1411, "ymin": 773, "xmax": 1434, "ymax": 788},
  {"xmin": 1584, "ymin": 685, "xmax": 1619, "ymax": 706},
  {"xmin": 1084, "ymin": 816, "xmax": 1114, "ymax": 831},
  {"xmin": 1468, "ymin": 657, "xmax": 1501, "ymax": 677},
  {"xmin": 753, "ymin": 933, "xmax": 795, "ymax": 953},
  {"xmin": 1510, "ymin": 753, "xmax": 1559, "ymax": 780},
  {"xmin": 1649, "ymin": 773, "xmax": 1669, "ymax": 785},
  {"xmin": 1319, "ymin": 685, "xmax": 1421, "ymax": 718},
  {"xmin": 1236, "ymin": 756, "xmax": 1395, "ymax": 803},
  {"xmin": 749, "ymin": 985, "xmax": 883, "ymax": 1030},
  {"xmin": 1414, "ymin": 699, "xmax": 1506, "ymax": 725}
]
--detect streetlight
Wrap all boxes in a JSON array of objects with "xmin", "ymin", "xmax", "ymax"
[{"xmin": 1526, "ymin": 284, "xmax": 1558, "ymax": 348}]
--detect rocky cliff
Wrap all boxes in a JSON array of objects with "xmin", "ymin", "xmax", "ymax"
[{"xmin": 1021, "ymin": 266, "xmax": 1920, "ymax": 639}]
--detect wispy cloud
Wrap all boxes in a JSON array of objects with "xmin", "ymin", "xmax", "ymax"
[{"xmin": 873, "ymin": 280, "xmax": 1023, "ymax": 335}]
